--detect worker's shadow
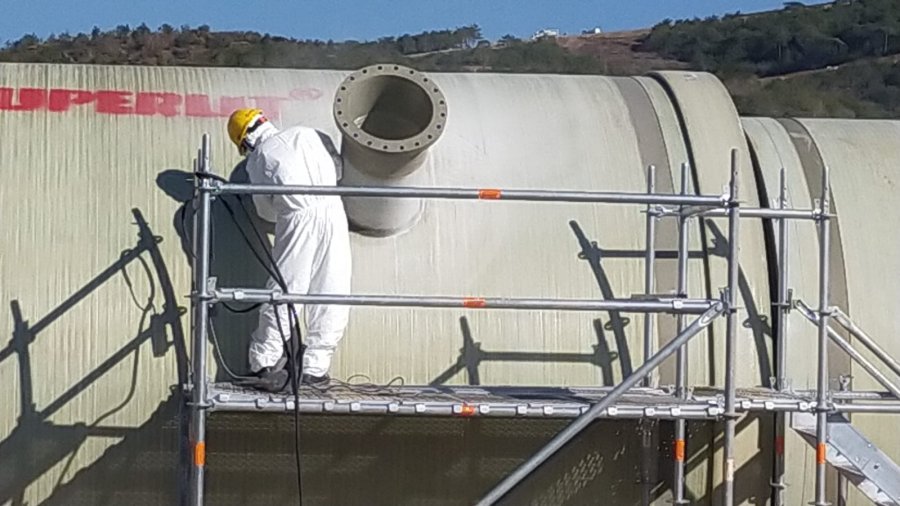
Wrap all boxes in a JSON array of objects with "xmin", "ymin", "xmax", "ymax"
[
  {"xmin": 0, "ymin": 209, "xmax": 191, "ymax": 505},
  {"xmin": 157, "ymin": 161, "xmax": 272, "ymax": 381},
  {"xmin": 429, "ymin": 221, "xmax": 635, "ymax": 388},
  {"xmin": 705, "ymin": 221, "xmax": 773, "ymax": 386}
]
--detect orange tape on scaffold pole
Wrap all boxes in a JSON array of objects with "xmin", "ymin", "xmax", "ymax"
[
  {"xmin": 478, "ymin": 189, "xmax": 502, "ymax": 200},
  {"xmin": 194, "ymin": 441, "xmax": 206, "ymax": 467},
  {"xmin": 463, "ymin": 298, "xmax": 487, "ymax": 308}
]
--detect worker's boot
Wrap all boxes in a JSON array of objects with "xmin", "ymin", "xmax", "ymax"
[
  {"xmin": 252, "ymin": 366, "xmax": 290, "ymax": 392},
  {"xmin": 301, "ymin": 373, "xmax": 330, "ymax": 387},
  {"xmin": 238, "ymin": 356, "xmax": 290, "ymax": 392}
]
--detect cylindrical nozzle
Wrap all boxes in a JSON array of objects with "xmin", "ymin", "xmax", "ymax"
[{"xmin": 334, "ymin": 64, "xmax": 447, "ymax": 236}]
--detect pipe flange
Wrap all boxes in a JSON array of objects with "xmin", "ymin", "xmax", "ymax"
[{"xmin": 333, "ymin": 63, "xmax": 447, "ymax": 153}]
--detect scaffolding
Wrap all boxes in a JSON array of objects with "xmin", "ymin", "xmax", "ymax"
[{"xmin": 183, "ymin": 134, "xmax": 900, "ymax": 506}]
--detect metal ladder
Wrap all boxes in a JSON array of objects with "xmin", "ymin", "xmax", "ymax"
[
  {"xmin": 792, "ymin": 411, "xmax": 900, "ymax": 505},
  {"xmin": 791, "ymin": 303, "xmax": 900, "ymax": 506}
]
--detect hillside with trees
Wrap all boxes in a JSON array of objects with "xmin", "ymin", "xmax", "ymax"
[
  {"xmin": 0, "ymin": 24, "xmax": 484, "ymax": 68},
  {"xmin": 0, "ymin": 23, "xmax": 622, "ymax": 74},
  {"xmin": 4, "ymin": 0, "xmax": 900, "ymax": 119},
  {"xmin": 640, "ymin": 0, "xmax": 900, "ymax": 117},
  {"xmin": 642, "ymin": 0, "xmax": 900, "ymax": 77}
]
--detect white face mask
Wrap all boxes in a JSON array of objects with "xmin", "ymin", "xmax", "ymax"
[{"xmin": 243, "ymin": 117, "xmax": 278, "ymax": 154}]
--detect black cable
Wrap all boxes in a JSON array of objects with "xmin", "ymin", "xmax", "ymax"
[
  {"xmin": 194, "ymin": 171, "xmax": 229, "ymax": 183},
  {"xmin": 208, "ymin": 315, "xmax": 255, "ymax": 381},
  {"xmin": 198, "ymin": 170, "xmax": 413, "ymax": 503},
  {"xmin": 221, "ymin": 301, "xmax": 263, "ymax": 313},
  {"xmin": 221, "ymin": 194, "xmax": 304, "ymax": 338},
  {"xmin": 308, "ymin": 375, "xmax": 412, "ymax": 396},
  {"xmin": 195, "ymin": 170, "xmax": 305, "ymax": 504},
  {"xmin": 218, "ymin": 197, "xmax": 283, "ymax": 284},
  {"xmin": 189, "ymin": 172, "xmax": 295, "ymax": 319},
  {"xmin": 230, "ymin": 194, "xmax": 308, "ymax": 382},
  {"xmin": 235, "ymin": 195, "xmax": 280, "ymax": 266},
  {"xmin": 180, "ymin": 196, "xmax": 265, "ymax": 316},
  {"xmin": 275, "ymin": 303, "xmax": 303, "ymax": 505},
  {"xmin": 286, "ymin": 307, "xmax": 304, "ymax": 504},
  {"xmin": 201, "ymin": 184, "xmax": 303, "ymax": 505}
]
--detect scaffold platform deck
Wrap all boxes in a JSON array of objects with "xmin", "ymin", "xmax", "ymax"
[{"xmin": 208, "ymin": 382, "xmax": 818, "ymax": 419}]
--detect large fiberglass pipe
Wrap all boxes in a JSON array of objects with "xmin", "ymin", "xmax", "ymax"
[{"xmin": 333, "ymin": 63, "xmax": 447, "ymax": 236}]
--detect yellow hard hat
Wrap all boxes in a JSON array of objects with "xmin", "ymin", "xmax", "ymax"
[{"xmin": 227, "ymin": 108, "xmax": 265, "ymax": 155}]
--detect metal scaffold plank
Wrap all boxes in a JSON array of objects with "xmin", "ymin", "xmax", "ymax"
[{"xmin": 205, "ymin": 384, "xmax": 845, "ymax": 419}]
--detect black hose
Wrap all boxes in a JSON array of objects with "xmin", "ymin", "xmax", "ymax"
[{"xmin": 193, "ymin": 177, "xmax": 304, "ymax": 506}]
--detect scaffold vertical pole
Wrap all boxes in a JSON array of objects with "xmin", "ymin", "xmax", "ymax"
[
  {"xmin": 673, "ymin": 162, "xmax": 691, "ymax": 504},
  {"xmin": 837, "ymin": 375, "xmax": 849, "ymax": 506},
  {"xmin": 723, "ymin": 148, "xmax": 741, "ymax": 506},
  {"xmin": 773, "ymin": 167, "xmax": 789, "ymax": 506},
  {"xmin": 189, "ymin": 134, "xmax": 213, "ymax": 506},
  {"xmin": 814, "ymin": 166, "xmax": 832, "ymax": 506},
  {"xmin": 640, "ymin": 165, "xmax": 658, "ymax": 506},
  {"xmin": 642, "ymin": 164, "xmax": 658, "ymax": 388}
]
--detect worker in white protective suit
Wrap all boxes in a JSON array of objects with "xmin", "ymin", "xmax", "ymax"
[{"xmin": 227, "ymin": 108, "xmax": 351, "ymax": 389}]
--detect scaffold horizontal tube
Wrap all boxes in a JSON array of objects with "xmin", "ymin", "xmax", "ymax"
[
  {"xmin": 210, "ymin": 182, "xmax": 725, "ymax": 207},
  {"xmin": 794, "ymin": 390, "xmax": 898, "ymax": 401},
  {"xmin": 834, "ymin": 403, "xmax": 900, "ymax": 414},
  {"xmin": 212, "ymin": 289, "xmax": 718, "ymax": 314},
  {"xmin": 671, "ymin": 207, "xmax": 822, "ymax": 220}
]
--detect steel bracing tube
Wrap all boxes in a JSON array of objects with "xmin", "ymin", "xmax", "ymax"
[
  {"xmin": 189, "ymin": 135, "xmax": 212, "ymax": 506},
  {"xmin": 673, "ymin": 162, "xmax": 690, "ymax": 505},
  {"xmin": 212, "ymin": 290, "xmax": 717, "ymax": 314},
  {"xmin": 773, "ymin": 167, "xmax": 789, "ymax": 506},
  {"xmin": 642, "ymin": 165, "xmax": 658, "ymax": 387},
  {"xmin": 795, "ymin": 302, "xmax": 900, "ymax": 400},
  {"xmin": 814, "ymin": 167, "xmax": 831, "ymax": 506},
  {"xmin": 831, "ymin": 308, "xmax": 900, "ymax": 379},
  {"xmin": 676, "ymin": 207, "xmax": 821, "ymax": 220},
  {"xmin": 475, "ymin": 302, "xmax": 725, "ymax": 506},
  {"xmin": 834, "ymin": 403, "xmax": 900, "ymax": 413},
  {"xmin": 838, "ymin": 380, "xmax": 849, "ymax": 506},
  {"xmin": 639, "ymin": 421, "xmax": 655, "ymax": 506},
  {"xmin": 831, "ymin": 337, "xmax": 900, "ymax": 400},
  {"xmin": 640, "ymin": 165, "xmax": 657, "ymax": 506},
  {"xmin": 794, "ymin": 389, "xmax": 896, "ymax": 400},
  {"xmin": 211, "ymin": 182, "xmax": 726, "ymax": 207},
  {"xmin": 723, "ymin": 149, "xmax": 741, "ymax": 506},
  {"xmin": 828, "ymin": 391, "xmax": 897, "ymax": 400}
]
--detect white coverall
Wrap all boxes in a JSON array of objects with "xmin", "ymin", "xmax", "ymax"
[{"xmin": 245, "ymin": 125, "xmax": 352, "ymax": 377}]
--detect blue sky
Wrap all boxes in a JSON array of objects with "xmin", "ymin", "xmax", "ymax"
[{"xmin": 1, "ymin": 0, "xmax": 808, "ymax": 43}]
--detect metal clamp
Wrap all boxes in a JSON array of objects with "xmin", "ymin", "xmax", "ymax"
[
  {"xmin": 812, "ymin": 400, "xmax": 833, "ymax": 413},
  {"xmin": 186, "ymin": 400, "xmax": 214, "ymax": 409},
  {"xmin": 645, "ymin": 205, "xmax": 671, "ymax": 218},
  {"xmin": 188, "ymin": 291, "xmax": 215, "ymax": 302},
  {"xmin": 207, "ymin": 180, "xmax": 225, "ymax": 195},
  {"xmin": 719, "ymin": 288, "xmax": 741, "ymax": 314},
  {"xmin": 772, "ymin": 288, "xmax": 794, "ymax": 310}
]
